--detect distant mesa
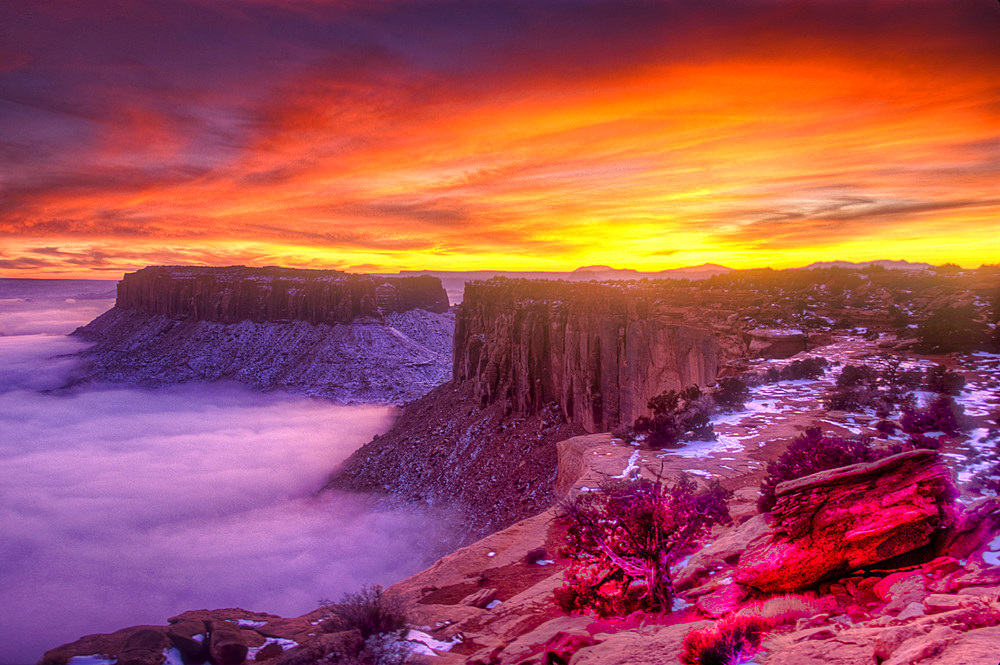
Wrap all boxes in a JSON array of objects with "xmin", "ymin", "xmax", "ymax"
[
  {"xmin": 800, "ymin": 259, "xmax": 933, "ymax": 271},
  {"xmin": 572, "ymin": 265, "xmax": 616, "ymax": 273},
  {"xmin": 114, "ymin": 264, "xmax": 449, "ymax": 324},
  {"xmin": 72, "ymin": 265, "xmax": 454, "ymax": 404}
]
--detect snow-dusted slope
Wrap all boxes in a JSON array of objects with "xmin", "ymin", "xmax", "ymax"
[{"xmin": 73, "ymin": 306, "xmax": 454, "ymax": 404}]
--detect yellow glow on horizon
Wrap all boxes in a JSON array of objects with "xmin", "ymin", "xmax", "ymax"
[{"xmin": 3, "ymin": 43, "xmax": 999, "ymax": 278}]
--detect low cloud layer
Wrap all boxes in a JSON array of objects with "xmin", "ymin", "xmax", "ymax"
[{"xmin": 0, "ymin": 293, "xmax": 460, "ymax": 663}]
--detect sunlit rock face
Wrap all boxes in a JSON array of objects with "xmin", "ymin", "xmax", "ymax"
[
  {"xmin": 735, "ymin": 450, "xmax": 958, "ymax": 593},
  {"xmin": 453, "ymin": 278, "xmax": 743, "ymax": 432},
  {"xmin": 115, "ymin": 265, "xmax": 449, "ymax": 324}
]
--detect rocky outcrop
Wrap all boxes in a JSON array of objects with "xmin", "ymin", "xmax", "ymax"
[
  {"xmin": 332, "ymin": 382, "xmax": 585, "ymax": 536},
  {"xmin": 115, "ymin": 265, "xmax": 448, "ymax": 324},
  {"xmin": 336, "ymin": 278, "xmax": 752, "ymax": 532},
  {"xmin": 735, "ymin": 450, "xmax": 958, "ymax": 593},
  {"xmin": 747, "ymin": 327, "xmax": 809, "ymax": 358},
  {"xmin": 453, "ymin": 278, "xmax": 746, "ymax": 433},
  {"xmin": 73, "ymin": 267, "xmax": 454, "ymax": 403}
]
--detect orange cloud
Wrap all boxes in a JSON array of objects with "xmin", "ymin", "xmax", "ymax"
[{"xmin": 1, "ymin": 0, "xmax": 998, "ymax": 277}]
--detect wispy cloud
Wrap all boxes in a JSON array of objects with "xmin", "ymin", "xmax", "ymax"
[{"xmin": 2, "ymin": 0, "xmax": 999, "ymax": 274}]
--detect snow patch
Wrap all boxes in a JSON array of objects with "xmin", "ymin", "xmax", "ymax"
[
  {"xmin": 247, "ymin": 637, "xmax": 298, "ymax": 659},
  {"xmin": 67, "ymin": 657, "xmax": 115, "ymax": 665},
  {"xmin": 612, "ymin": 450, "xmax": 641, "ymax": 479}
]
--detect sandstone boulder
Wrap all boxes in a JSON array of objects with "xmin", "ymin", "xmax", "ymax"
[
  {"xmin": 883, "ymin": 625, "xmax": 958, "ymax": 665},
  {"xmin": 747, "ymin": 328, "xmax": 808, "ymax": 358},
  {"xmin": 117, "ymin": 629, "xmax": 169, "ymax": 665},
  {"xmin": 675, "ymin": 514, "xmax": 770, "ymax": 590},
  {"xmin": 568, "ymin": 621, "xmax": 713, "ymax": 665},
  {"xmin": 165, "ymin": 620, "xmax": 208, "ymax": 661},
  {"xmin": 495, "ymin": 615, "xmax": 596, "ymax": 665},
  {"xmin": 920, "ymin": 625, "xmax": 1000, "ymax": 665},
  {"xmin": 735, "ymin": 450, "xmax": 957, "ymax": 593},
  {"xmin": 208, "ymin": 621, "xmax": 249, "ymax": 665}
]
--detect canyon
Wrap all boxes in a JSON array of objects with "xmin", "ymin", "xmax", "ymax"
[{"xmin": 39, "ymin": 264, "xmax": 1000, "ymax": 664}]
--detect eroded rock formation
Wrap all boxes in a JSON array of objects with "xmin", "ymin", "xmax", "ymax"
[
  {"xmin": 454, "ymin": 278, "xmax": 746, "ymax": 433},
  {"xmin": 73, "ymin": 266, "xmax": 454, "ymax": 403},
  {"xmin": 735, "ymin": 449, "xmax": 959, "ymax": 593},
  {"xmin": 336, "ymin": 278, "xmax": 749, "ymax": 533},
  {"xmin": 115, "ymin": 265, "xmax": 448, "ymax": 323}
]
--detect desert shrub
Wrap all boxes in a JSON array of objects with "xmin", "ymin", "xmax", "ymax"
[
  {"xmin": 680, "ymin": 614, "xmax": 769, "ymax": 665},
  {"xmin": 837, "ymin": 364, "xmax": 877, "ymax": 388},
  {"xmin": 348, "ymin": 633, "xmax": 412, "ymax": 665},
  {"xmin": 925, "ymin": 365, "xmax": 966, "ymax": 395},
  {"xmin": 712, "ymin": 377, "xmax": 751, "ymax": 412},
  {"xmin": 875, "ymin": 419, "xmax": 898, "ymax": 436},
  {"xmin": 970, "ymin": 460, "xmax": 1000, "ymax": 495},
  {"xmin": 825, "ymin": 359, "xmax": 917, "ymax": 413},
  {"xmin": 753, "ymin": 357, "xmax": 827, "ymax": 385},
  {"xmin": 917, "ymin": 304, "xmax": 991, "ymax": 353},
  {"xmin": 758, "ymin": 428, "xmax": 879, "ymax": 513},
  {"xmin": 900, "ymin": 395, "xmax": 964, "ymax": 435},
  {"xmin": 631, "ymin": 386, "xmax": 715, "ymax": 449},
  {"xmin": 825, "ymin": 386, "xmax": 877, "ymax": 412},
  {"xmin": 907, "ymin": 433, "xmax": 942, "ymax": 450},
  {"xmin": 782, "ymin": 357, "xmax": 827, "ymax": 380},
  {"xmin": 330, "ymin": 585, "xmax": 407, "ymax": 639},
  {"xmin": 558, "ymin": 476, "xmax": 731, "ymax": 615}
]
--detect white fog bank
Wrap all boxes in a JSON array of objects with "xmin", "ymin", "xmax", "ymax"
[{"xmin": 0, "ymin": 283, "xmax": 459, "ymax": 664}]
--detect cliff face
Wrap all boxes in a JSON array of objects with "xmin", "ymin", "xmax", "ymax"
[
  {"xmin": 74, "ymin": 266, "xmax": 453, "ymax": 404},
  {"xmin": 115, "ymin": 265, "xmax": 449, "ymax": 324},
  {"xmin": 336, "ymin": 278, "xmax": 747, "ymax": 534},
  {"xmin": 453, "ymin": 279, "xmax": 737, "ymax": 432}
]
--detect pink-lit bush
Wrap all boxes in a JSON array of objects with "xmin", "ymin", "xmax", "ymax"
[
  {"xmin": 900, "ymin": 394, "xmax": 964, "ymax": 435},
  {"xmin": 558, "ymin": 476, "xmax": 730, "ymax": 615},
  {"xmin": 758, "ymin": 427, "xmax": 878, "ymax": 513},
  {"xmin": 630, "ymin": 386, "xmax": 715, "ymax": 449},
  {"xmin": 680, "ymin": 614, "xmax": 768, "ymax": 665}
]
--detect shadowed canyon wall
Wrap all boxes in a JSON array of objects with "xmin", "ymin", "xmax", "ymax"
[
  {"xmin": 336, "ymin": 278, "xmax": 749, "ymax": 535},
  {"xmin": 115, "ymin": 265, "xmax": 449, "ymax": 324},
  {"xmin": 453, "ymin": 278, "xmax": 739, "ymax": 432},
  {"xmin": 74, "ymin": 266, "xmax": 453, "ymax": 403}
]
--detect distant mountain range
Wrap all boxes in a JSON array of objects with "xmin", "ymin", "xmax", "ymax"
[{"xmin": 796, "ymin": 259, "xmax": 934, "ymax": 271}]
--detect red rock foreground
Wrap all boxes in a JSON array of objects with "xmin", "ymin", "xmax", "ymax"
[
  {"xmin": 44, "ymin": 435, "xmax": 1000, "ymax": 665},
  {"xmin": 735, "ymin": 449, "xmax": 959, "ymax": 593}
]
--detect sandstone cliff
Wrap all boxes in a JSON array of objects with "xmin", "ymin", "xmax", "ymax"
[
  {"xmin": 335, "ymin": 278, "xmax": 749, "ymax": 534},
  {"xmin": 454, "ymin": 278, "xmax": 752, "ymax": 432},
  {"xmin": 115, "ymin": 265, "xmax": 448, "ymax": 323},
  {"xmin": 73, "ymin": 266, "xmax": 453, "ymax": 404}
]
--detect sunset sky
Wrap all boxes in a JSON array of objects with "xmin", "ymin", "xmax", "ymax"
[{"xmin": 1, "ymin": 0, "xmax": 998, "ymax": 278}]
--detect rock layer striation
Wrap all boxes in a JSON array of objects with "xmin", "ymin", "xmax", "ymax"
[
  {"xmin": 115, "ymin": 265, "xmax": 448, "ymax": 323},
  {"xmin": 73, "ymin": 266, "xmax": 454, "ymax": 404},
  {"xmin": 735, "ymin": 449, "xmax": 959, "ymax": 593},
  {"xmin": 453, "ymin": 278, "xmax": 744, "ymax": 432}
]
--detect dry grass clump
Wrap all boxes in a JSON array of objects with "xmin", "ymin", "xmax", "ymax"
[
  {"xmin": 680, "ymin": 614, "xmax": 768, "ymax": 665},
  {"xmin": 735, "ymin": 594, "xmax": 822, "ymax": 627},
  {"xmin": 680, "ymin": 596, "xmax": 823, "ymax": 665}
]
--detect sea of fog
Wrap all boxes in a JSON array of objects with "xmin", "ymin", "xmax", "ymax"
[{"xmin": 0, "ymin": 281, "xmax": 459, "ymax": 664}]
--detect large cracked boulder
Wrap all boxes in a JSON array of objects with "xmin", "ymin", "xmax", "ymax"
[{"xmin": 735, "ymin": 450, "xmax": 957, "ymax": 593}]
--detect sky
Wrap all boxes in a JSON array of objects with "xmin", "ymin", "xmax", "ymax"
[{"xmin": 1, "ymin": 0, "xmax": 999, "ymax": 278}]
